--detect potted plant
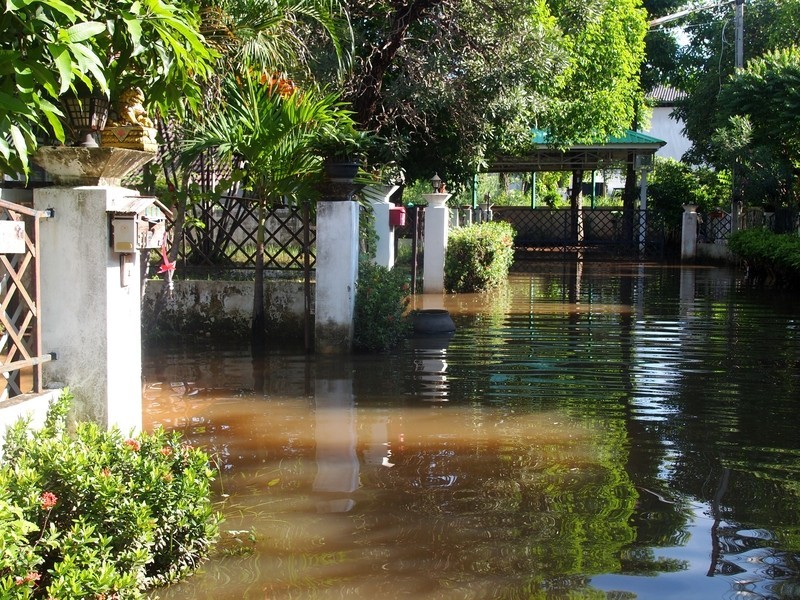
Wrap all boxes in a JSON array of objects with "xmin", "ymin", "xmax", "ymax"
[
  {"xmin": 315, "ymin": 122, "xmax": 375, "ymax": 182},
  {"xmin": 0, "ymin": 0, "xmax": 215, "ymax": 178}
]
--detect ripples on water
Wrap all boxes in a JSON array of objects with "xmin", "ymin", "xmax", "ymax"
[{"xmin": 145, "ymin": 262, "xmax": 800, "ymax": 600}]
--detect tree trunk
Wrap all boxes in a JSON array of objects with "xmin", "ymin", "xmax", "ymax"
[
  {"xmin": 252, "ymin": 198, "xmax": 266, "ymax": 352},
  {"xmin": 351, "ymin": 0, "xmax": 442, "ymax": 126}
]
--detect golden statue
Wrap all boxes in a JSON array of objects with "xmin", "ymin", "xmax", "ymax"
[{"xmin": 114, "ymin": 88, "xmax": 154, "ymax": 128}]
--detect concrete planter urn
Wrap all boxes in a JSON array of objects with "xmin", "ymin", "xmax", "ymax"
[
  {"xmin": 32, "ymin": 146, "xmax": 156, "ymax": 186},
  {"xmin": 323, "ymin": 159, "xmax": 359, "ymax": 182},
  {"xmin": 412, "ymin": 309, "xmax": 456, "ymax": 335}
]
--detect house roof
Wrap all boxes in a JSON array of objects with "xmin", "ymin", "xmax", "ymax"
[
  {"xmin": 486, "ymin": 129, "xmax": 666, "ymax": 172},
  {"xmin": 647, "ymin": 85, "xmax": 687, "ymax": 105}
]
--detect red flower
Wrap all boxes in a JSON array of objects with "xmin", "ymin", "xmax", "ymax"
[
  {"xmin": 159, "ymin": 446, "xmax": 173, "ymax": 457},
  {"xmin": 123, "ymin": 438, "xmax": 141, "ymax": 452},
  {"xmin": 15, "ymin": 572, "xmax": 41, "ymax": 586},
  {"xmin": 39, "ymin": 492, "xmax": 58, "ymax": 511}
]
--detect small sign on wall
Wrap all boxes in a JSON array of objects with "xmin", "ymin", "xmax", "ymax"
[{"xmin": 0, "ymin": 221, "xmax": 25, "ymax": 254}]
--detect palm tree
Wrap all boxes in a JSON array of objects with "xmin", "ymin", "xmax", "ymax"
[
  {"xmin": 152, "ymin": 0, "xmax": 351, "ymax": 327},
  {"xmin": 181, "ymin": 70, "xmax": 359, "ymax": 347}
]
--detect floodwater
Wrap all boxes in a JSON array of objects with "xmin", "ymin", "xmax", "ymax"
[{"xmin": 144, "ymin": 260, "xmax": 800, "ymax": 600}]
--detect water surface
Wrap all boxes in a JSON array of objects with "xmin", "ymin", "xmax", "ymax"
[{"xmin": 145, "ymin": 261, "xmax": 800, "ymax": 599}]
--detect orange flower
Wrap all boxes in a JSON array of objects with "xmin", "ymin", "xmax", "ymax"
[
  {"xmin": 39, "ymin": 492, "xmax": 58, "ymax": 510},
  {"xmin": 123, "ymin": 438, "xmax": 141, "ymax": 452}
]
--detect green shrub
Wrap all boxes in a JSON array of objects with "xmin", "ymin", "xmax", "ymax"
[
  {"xmin": 728, "ymin": 228, "xmax": 800, "ymax": 287},
  {"xmin": 648, "ymin": 158, "xmax": 731, "ymax": 224},
  {"xmin": 0, "ymin": 392, "xmax": 221, "ymax": 599},
  {"xmin": 444, "ymin": 221, "xmax": 515, "ymax": 293},
  {"xmin": 353, "ymin": 260, "xmax": 411, "ymax": 352}
]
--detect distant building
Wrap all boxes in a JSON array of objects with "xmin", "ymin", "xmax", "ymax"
[{"xmin": 643, "ymin": 85, "xmax": 691, "ymax": 162}]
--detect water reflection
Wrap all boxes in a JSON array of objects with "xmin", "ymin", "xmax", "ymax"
[
  {"xmin": 145, "ymin": 261, "xmax": 800, "ymax": 600},
  {"xmin": 410, "ymin": 333, "xmax": 453, "ymax": 402},
  {"xmin": 313, "ymin": 360, "xmax": 359, "ymax": 513}
]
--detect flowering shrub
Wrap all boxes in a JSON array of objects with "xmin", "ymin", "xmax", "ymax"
[
  {"xmin": 445, "ymin": 221, "xmax": 515, "ymax": 292},
  {"xmin": 0, "ymin": 392, "xmax": 220, "ymax": 599},
  {"xmin": 353, "ymin": 260, "xmax": 411, "ymax": 352}
]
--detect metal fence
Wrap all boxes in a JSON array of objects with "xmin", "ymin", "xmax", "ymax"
[
  {"xmin": 164, "ymin": 196, "xmax": 315, "ymax": 274},
  {"xmin": 699, "ymin": 206, "xmax": 800, "ymax": 243},
  {"xmin": 491, "ymin": 207, "xmax": 669, "ymax": 258}
]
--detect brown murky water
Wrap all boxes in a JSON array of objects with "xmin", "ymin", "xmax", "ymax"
[{"xmin": 145, "ymin": 261, "xmax": 800, "ymax": 600}]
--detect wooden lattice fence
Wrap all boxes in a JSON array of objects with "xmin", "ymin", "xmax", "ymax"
[{"xmin": 0, "ymin": 195, "xmax": 53, "ymax": 400}]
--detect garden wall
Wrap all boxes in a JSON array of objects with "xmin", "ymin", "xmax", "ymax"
[
  {"xmin": 0, "ymin": 389, "xmax": 61, "ymax": 456},
  {"xmin": 143, "ymin": 279, "xmax": 309, "ymax": 340}
]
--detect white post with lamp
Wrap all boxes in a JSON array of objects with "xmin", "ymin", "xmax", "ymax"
[{"xmin": 421, "ymin": 174, "xmax": 453, "ymax": 294}]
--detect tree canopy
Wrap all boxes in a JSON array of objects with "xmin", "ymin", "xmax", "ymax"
[
  {"xmin": 673, "ymin": 0, "xmax": 800, "ymax": 167},
  {"xmin": 312, "ymin": 0, "xmax": 649, "ymax": 189},
  {"xmin": 715, "ymin": 47, "xmax": 800, "ymax": 206}
]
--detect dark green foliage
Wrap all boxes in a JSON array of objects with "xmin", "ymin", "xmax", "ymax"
[
  {"xmin": 647, "ymin": 158, "xmax": 731, "ymax": 224},
  {"xmin": 0, "ymin": 392, "xmax": 221, "ymax": 599},
  {"xmin": 444, "ymin": 221, "xmax": 515, "ymax": 293},
  {"xmin": 353, "ymin": 261, "xmax": 411, "ymax": 352},
  {"xmin": 728, "ymin": 228, "xmax": 800, "ymax": 287}
]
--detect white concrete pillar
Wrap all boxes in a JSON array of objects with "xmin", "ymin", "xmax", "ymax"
[
  {"xmin": 34, "ymin": 185, "xmax": 144, "ymax": 432},
  {"xmin": 363, "ymin": 184, "xmax": 399, "ymax": 269},
  {"xmin": 681, "ymin": 204, "xmax": 699, "ymax": 262},
  {"xmin": 421, "ymin": 192, "xmax": 452, "ymax": 294},
  {"xmin": 315, "ymin": 200, "xmax": 359, "ymax": 353}
]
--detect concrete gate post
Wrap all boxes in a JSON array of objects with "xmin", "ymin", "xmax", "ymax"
[
  {"xmin": 681, "ymin": 204, "xmax": 699, "ymax": 262},
  {"xmin": 315, "ymin": 173, "xmax": 360, "ymax": 354},
  {"xmin": 421, "ymin": 191, "xmax": 452, "ymax": 294},
  {"xmin": 31, "ymin": 147, "xmax": 158, "ymax": 432},
  {"xmin": 363, "ymin": 184, "xmax": 399, "ymax": 269}
]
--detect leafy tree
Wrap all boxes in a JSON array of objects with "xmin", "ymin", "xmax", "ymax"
[
  {"xmin": 647, "ymin": 157, "xmax": 730, "ymax": 223},
  {"xmin": 544, "ymin": 0, "xmax": 647, "ymax": 144},
  {"xmin": 330, "ymin": 0, "xmax": 568, "ymax": 187},
  {"xmin": 0, "ymin": 0, "xmax": 215, "ymax": 178},
  {"xmin": 537, "ymin": 0, "xmax": 647, "ymax": 241},
  {"xmin": 674, "ymin": 0, "xmax": 800, "ymax": 167},
  {"xmin": 715, "ymin": 47, "xmax": 800, "ymax": 206},
  {"xmin": 328, "ymin": 0, "xmax": 649, "ymax": 191}
]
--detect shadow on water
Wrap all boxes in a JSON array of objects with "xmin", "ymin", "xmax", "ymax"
[{"xmin": 145, "ymin": 261, "xmax": 800, "ymax": 600}]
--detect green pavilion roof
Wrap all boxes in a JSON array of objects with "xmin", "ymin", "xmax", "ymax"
[{"xmin": 487, "ymin": 129, "xmax": 666, "ymax": 172}]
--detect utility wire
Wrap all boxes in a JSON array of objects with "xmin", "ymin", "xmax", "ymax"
[{"xmin": 648, "ymin": 0, "xmax": 735, "ymax": 28}]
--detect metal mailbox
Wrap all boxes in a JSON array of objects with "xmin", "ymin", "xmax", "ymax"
[
  {"xmin": 389, "ymin": 205, "xmax": 407, "ymax": 228},
  {"xmin": 111, "ymin": 197, "xmax": 166, "ymax": 253}
]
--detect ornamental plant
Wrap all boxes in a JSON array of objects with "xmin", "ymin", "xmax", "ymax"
[
  {"xmin": 0, "ymin": 391, "xmax": 220, "ymax": 599},
  {"xmin": 353, "ymin": 260, "xmax": 411, "ymax": 352},
  {"xmin": 444, "ymin": 220, "xmax": 515, "ymax": 293},
  {"xmin": 0, "ymin": 0, "xmax": 215, "ymax": 178}
]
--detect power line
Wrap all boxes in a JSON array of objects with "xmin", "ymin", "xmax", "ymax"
[{"xmin": 648, "ymin": 0, "xmax": 735, "ymax": 28}]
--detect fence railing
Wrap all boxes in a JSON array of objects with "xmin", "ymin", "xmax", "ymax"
[
  {"xmin": 490, "ymin": 206, "xmax": 668, "ymax": 257},
  {"xmin": 164, "ymin": 196, "xmax": 315, "ymax": 273},
  {"xmin": 0, "ymin": 195, "xmax": 53, "ymax": 400},
  {"xmin": 699, "ymin": 207, "xmax": 800, "ymax": 243}
]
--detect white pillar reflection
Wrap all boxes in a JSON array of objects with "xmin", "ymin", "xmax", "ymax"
[
  {"xmin": 312, "ymin": 376, "xmax": 359, "ymax": 513},
  {"xmin": 362, "ymin": 415, "xmax": 394, "ymax": 468}
]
